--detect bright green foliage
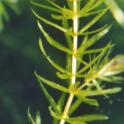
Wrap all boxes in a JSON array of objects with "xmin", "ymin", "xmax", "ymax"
[{"xmin": 31, "ymin": 0, "xmax": 124, "ymax": 124}]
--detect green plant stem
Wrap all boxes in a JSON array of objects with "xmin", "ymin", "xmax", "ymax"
[{"xmin": 59, "ymin": 1, "xmax": 79, "ymax": 124}]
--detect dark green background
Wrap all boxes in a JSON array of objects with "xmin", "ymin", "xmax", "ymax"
[{"xmin": 0, "ymin": 0, "xmax": 124, "ymax": 124}]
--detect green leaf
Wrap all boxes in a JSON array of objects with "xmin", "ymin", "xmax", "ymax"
[
  {"xmin": 37, "ymin": 77, "xmax": 60, "ymax": 113},
  {"xmin": 80, "ymin": 25, "xmax": 111, "ymax": 52},
  {"xmin": 35, "ymin": 72, "xmax": 69, "ymax": 93},
  {"xmin": 81, "ymin": 97, "xmax": 99, "ymax": 107},
  {"xmin": 35, "ymin": 112, "xmax": 41, "ymax": 124},
  {"xmin": 51, "ymin": 14, "xmax": 72, "ymax": 20},
  {"xmin": 69, "ymin": 97, "xmax": 99, "ymax": 115},
  {"xmin": 76, "ymin": 87, "xmax": 122, "ymax": 97},
  {"xmin": 66, "ymin": 114, "xmax": 108, "ymax": 123},
  {"xmin": 57, "ymin": 93, "xmax": 67, "ymax": 112},
  {"xmin": 79, "ymin": 8, "xmax": 108, "ymax": 34},
  {"xmin": 77, "ymin": 25, "xmax": 111, "ymax": 58},
  {"xmin": 89, "ymin": 0, "xmax": 104, "ymax": 11},
  {"xmin": 51, "ymin": 7, "xmax": 73, "ymax": 20},
  {"xmin": 82, "ymin": 47, "xmax": 107, "ymax": 55},
  {"xmin": 38, "ymin": 21, "xmax": 72, "ymax": 54},
  {"xmin": 28, "ymin": 108, "xmax": 36, "ymax": 124},
  {"xmin": 66, "ymin": 0, "xmax": 73, "ymax": 9},
  {"xmin": 82, "ymin": 9, "xmax": 106, "ymax": 18},
  {"xmin": 31, "ymin": 1, "xmax": 61, "ymax": 13},
  {"xmin": 78, "ymin": 36, "xmax": 88, "ymax": 53},
  {"xmin": 79, "ymin": 0, "xmax": 96, "ymax": 17},
  {"xmin": 56, "ymin": 72, "xmax": 70, "ymax": 80},
  {"xmin": 32, "ymin": 9, "xmax": 67, "ymax": 33},
  {"xmin": 76, "ymin": 35, "xmax": 88, "ymax": 70},
  {"xmin": 62, "ymin": 19, "xmax": 72, "ymax": 48},
  {"xmin": 49, "ymin": 107, "xmax": 61, "ymax": 120},
  {"xmin": 28, "ymin": 108, "xmax": 41, "ymax": 124},
  {"xmin": 69, "ymin": 98, "xmax": 82, "ymax": 115},
  {"xmin": 78, "ymin": 42, "xmax": 113, "ymax": 74},
  {"xmin": 100, "ymin": 76, "xmax": 124, "ymax": 83},
  {"xmin": 39, "ymin": 38, "xmax": 70, "ymax": 74},
  {"xmin": 46, "ymin": 0, "xmax": 62, "ymax": 9}
]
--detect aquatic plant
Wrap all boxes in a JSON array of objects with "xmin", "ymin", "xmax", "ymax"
[{"xmin": 29, "ymin": 0, "xmax": 124, "ymax": 124}]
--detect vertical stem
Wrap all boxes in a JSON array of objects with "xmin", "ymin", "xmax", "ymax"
[{"xmin": 59, "ymin": 0, "xmax": 78, "ymax": 124}]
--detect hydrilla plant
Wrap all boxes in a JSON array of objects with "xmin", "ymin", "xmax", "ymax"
[{"xmin": 29, "ymin": 0, "xmax": 124, "ymax": 124}]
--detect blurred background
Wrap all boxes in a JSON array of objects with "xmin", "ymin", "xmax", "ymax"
[{"xmin": 0, "ymin": 0, "xmax": 124, "ymax": 124}]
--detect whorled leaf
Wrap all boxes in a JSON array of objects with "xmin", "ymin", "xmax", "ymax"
[
  {"xmin": 66, "ymin": 114, "xmax": 108, "ymax": 123},
  {"xmin": 79, "ymin": 8, "xmax": 108, "ymax": 34},
  {"xmin": 36, "ymin": 77, "xmax": 60, "ymax": 113},
  {"xmin": 50, "ymin": 109, "xmax": 108, "ymax": 124},
  {"xmin": 78, "ymin": 42, "xmax": 114, "ymax": 74},
  {"xmin": 35, "ymin": 71, "xmax": 69, "ymax": 93},
  {"xmin": 77, "ymin": 26, "xmax": 111, "ymax": 55},
  {"xmin": 76, "ymin": 87, "xmax": 122, "ymax": 97},
  {"xmin": 38, "ymin": 38, "xmax": 70, "ymax": 74},
  {"xmin": 69, "ymin": 97, "xmax": 99, "ymax": 115},
  {"xmin": 31, "ymin": 1, "xmax": 61, "ymax": 13},
  {"xmin": 28, "ymin": 108, "xmax": 41, "ymax": 124},
  {"xmin": 79, "ymin": 0, "xmax": 105, "ymax": 18},
  {"xmin": 32, "ymin": 9, "xmax": 68, "ymax": 33},
  {"xmin": 37, "ymin": 21, "xmax": 72, "ymax": 54}
]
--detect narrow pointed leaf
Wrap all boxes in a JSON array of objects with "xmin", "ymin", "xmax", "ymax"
[
  {"xmin": 56, "ymin": 72, "xmax": 70, "ymax": 79},
  {"xmin": 76, "ymin": 87, "xmax": 122, "ymax": 97},
  {"xmin": 57, "ymin": 93, "xmax": 67, "ymax": 112},
  {"xmin": 89, "ymin": 0, "xmax": 104, "ymax": 11},
  {"xmin": 83, "ymin": 47, "xmax": 106, "ymax": 55},
  {"xmin": 78, "ymin": 42, "xmax": 113, "ymax": 74},
  {"xmin": 37, "ymin": 77, "xmax": 60, "ymax": 113},
  {"xmin": 35, "ymin": 72, "xmax": 69, "ymax": 93},
  {"xmin": 79, "ymin": 26, "xmax": 111, "ymax": 51},
  {"xmin": 79, "ymin": 8, "xmax": 108, "ymax": 34},
  {"xmin": 31, "ymin": 1, "xmax": 61, "ymax": 13},
  {"xmin": 46, "ymin": 0, "xmax": 62, "ymax": 9},
  {"xmin": 51, "ymin": 14, "xmax": 73, "ymax": 20},
  {"xmin": 79, "ymin": 25, "xmax": 108, "ymax": 35},
  {"xmin": 82, "ymin": 9, "xmax": 105, "ymax": 18},
  {"xmin": 62, "ymin": 19, "xmax": 72, "ymax": 48},
  {"xmin": 39, "ymin": 38, "xmax": 70, "ymax": 74},
  {"xmin": 79, "ymin": 0, "xmax": 96, "ymax": 17},
  {"xmin": 78, "ymin": 25, "xmax": 110, "ymax": 56},
  {"xmin": 69, "ymin": 98, "xmax": 82, "ymax": 115},
  {"xmin": 49, "ymin": 107, "xmax": 61, "ymax": 120},
  {"xmin": 81, "ymin": 97, "xmax": 99, "ymax": 107},
  {"xmin": 38, "ymin": 21, "xmax": 72, "ymax": 54},
  {"xmin": 51, "ymin": 7, "xmax": 73, "ymax": 20},
  {"xmin": 66, "ymin": 114, "xmax": 108, "ymax": 123},
  {"xmin": 69, "ymin": 97, "xmax": 99, "ymax": 115},
  {"xmin": 35, "ymin": 112, "xmax": 41, "ymax": 124},
  {"xmin": 32, "ymin": 10, "xmax": 67, "ymax": 33},
  {"xmin": 28, "ymin": 108, "xmax": 36, "ymax": 124}
]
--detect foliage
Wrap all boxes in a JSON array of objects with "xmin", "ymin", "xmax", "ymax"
[
  {"xmin": 28, "ymin": 108, "xmax": 41, "ymax": 124},
  {"xmin": 31, "ymin": 0, "xmax": 124, "ymax": 124}
]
